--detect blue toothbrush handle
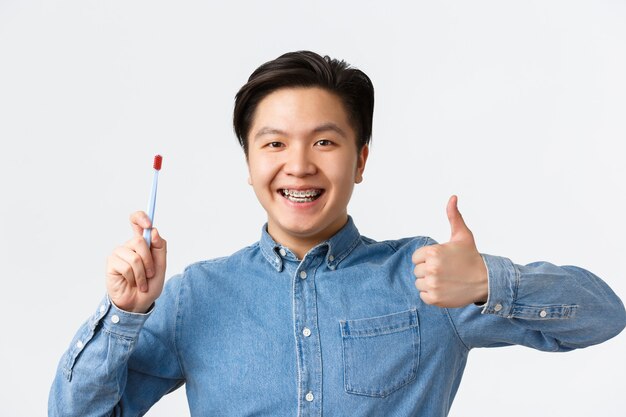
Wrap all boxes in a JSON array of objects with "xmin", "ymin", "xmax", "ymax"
[{"xmin": 143, "ymin": 170, "xmax": 159, "ymax": 248}]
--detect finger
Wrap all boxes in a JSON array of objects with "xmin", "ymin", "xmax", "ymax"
[
  {"xmin": 412, "ymin": 244, "xmax": 440, "ymax": 265},
  {"xmin": 108, "ymin": 251, "xmax": 137, "ymax": 288},
  {"xmin": 129, "ymin": 211, "xmax": 152, "ymax": 237},
  {"xmin": 126, "ymin": 235, "xmax": 155, "ymax": 279},
  {"xmin": 414, "ymin": 276, "xmax": 427, "ymax": 293},
  {"xmin": 412, "ymin": 246, "xmax": 428, "ymax": 265},
  {"xmin": 419, "ymin": 291, "xmax": 435, "ymax": 305},
  {"xmin": 149, "ymin": 228, "xmax": 167, "ymax": 274},
  {"xmin": 413, "ymin": 263, "xmax": 427, "ymax": 279},
  {"xmin": 446, "ymin": 195, "xmax": 473, "ymax": 243},
  {"xmin": 114, "ymin": 246, "xmax": 148, "ymax": 292}
]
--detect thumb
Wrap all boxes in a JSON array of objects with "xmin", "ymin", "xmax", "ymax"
[
  {"xmin": 447, "ymin": 195, "xmax": 473, "ymax": 243},
  {"xmin": 150, "ymin": 228, "xmax": 167, "ymax": 273}
]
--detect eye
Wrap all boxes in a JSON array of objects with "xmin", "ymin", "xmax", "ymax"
[
  {"xmin": 315, "ymin": 139, "xmax": 334, "ymax": 147},
  {"xmin": 266, "ymin": 141, "xmax": 285, "ymax": 148}
]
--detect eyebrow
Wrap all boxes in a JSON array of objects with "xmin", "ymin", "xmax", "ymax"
[
  {"xmin": 313, "ymin": 123, "xmax": 348, "ymax": 138},
  {"xmin": 253, "ymin": 122, "xmax": 348, "ymax": 141},
  {"xmin": 254, "ymin": 127, "xmax": 285, "ymax": 141}
]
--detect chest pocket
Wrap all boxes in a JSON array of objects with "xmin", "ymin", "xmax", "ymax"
[{"xmin": 340, "ymin": 308, "xmax": 420, "ymax": 398}]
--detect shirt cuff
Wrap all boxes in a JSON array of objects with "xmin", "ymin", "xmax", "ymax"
[
  {"xmin": 99, "ymin": 295, "xmax": 153, "ymax": 339},
  {"xmin": 479, "ymin": 254, "xmax": 518, "ymax": 318}
]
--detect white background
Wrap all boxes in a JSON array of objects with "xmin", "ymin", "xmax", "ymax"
[{"xmin": 1, "ymin": 0, "xmax": 625, "ymax": 416}]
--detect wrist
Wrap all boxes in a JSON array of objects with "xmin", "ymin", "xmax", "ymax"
[
  {"xmin": 109, "ymin": 297, "xmax": 154, "ymax": 314},
  {"xmin": 474, "ymin": 254, "xmax": 489, "ymax": 304},
  {"xmin": 100, "ymin": 295, "xmax": 153, "ymax": 339}
]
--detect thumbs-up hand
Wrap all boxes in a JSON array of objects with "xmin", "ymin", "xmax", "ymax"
[{"xmin": 412, "ymin": 195, "xmax": 488, "ymax": 308}]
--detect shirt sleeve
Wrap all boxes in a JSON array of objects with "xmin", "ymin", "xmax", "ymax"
[
  {"xmin": 48, "ymin": 274, "xmax": 185, "ymax": 417},
  {"xmin": 445, "ymin": 252, "xmax": 626, "ymax": 351}
]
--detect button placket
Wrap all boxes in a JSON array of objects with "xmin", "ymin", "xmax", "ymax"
[{"xmin": 293, "ymin": 259, "xmax": 322, "ymax": 416}]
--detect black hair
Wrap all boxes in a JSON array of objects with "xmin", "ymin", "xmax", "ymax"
[{"xmin": 233, "ymin": 50, "xmax": 374, "ymax": 155}]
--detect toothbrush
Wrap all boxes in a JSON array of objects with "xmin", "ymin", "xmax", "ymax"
[{"xmin": 143, "ymin": 154, "xmax": 163, "ymax": 248}]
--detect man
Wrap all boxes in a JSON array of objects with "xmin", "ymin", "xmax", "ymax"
[{"xmin": 49, "ymin": 50, "xmax": 626, "ymax": 416}]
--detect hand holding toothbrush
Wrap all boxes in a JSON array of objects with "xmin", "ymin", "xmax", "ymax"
[{"xmin": 105, "ymin": 155, "xmax": 167, "ymax": 313}]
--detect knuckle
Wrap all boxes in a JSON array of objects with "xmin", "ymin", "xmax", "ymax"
[
  {"xmin": 128, "ymin": 253, "xmax": 141, "ymax": 268},
  {"xmin": 130, "ymin": 211, "xmax": 141, "ymax": 223},
  {"xmin": 427, "ymin": 265, "xmax": 439, "ymax": 276},
  {"xmin": 122, "ymin": 264, "xmax": 133, "ymax": 277},
  {"xmin": 130, "ymin": 211, "xmax": 149, "ymax": 227}
]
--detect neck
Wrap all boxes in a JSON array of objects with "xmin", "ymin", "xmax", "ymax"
[{"xmin": 267, "ymin": 215, "xmax": 348, "ymax": 260}]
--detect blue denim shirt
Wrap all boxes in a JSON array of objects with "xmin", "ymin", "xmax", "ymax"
[{"xmin": 49, "ymin": 217, "xmax": 626, "ymax": 416}]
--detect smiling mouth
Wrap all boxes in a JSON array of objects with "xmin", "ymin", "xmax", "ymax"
[{"xmin": 279, "ymin": 188, "xmax": 324, "ymax": 203}]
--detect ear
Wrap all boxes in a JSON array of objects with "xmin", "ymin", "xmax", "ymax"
[
  {"xmin": 355, "ymin": 144, "xmax": 369, "ymax": 184},
  {"xmin": 246, "ymin": 160, "xmax": 253, "ymax": 185}
]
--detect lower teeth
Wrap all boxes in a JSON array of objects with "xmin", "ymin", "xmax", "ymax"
[{"xmin": 287, "ymin": 196, "xmax": 315, "ymax": 203}]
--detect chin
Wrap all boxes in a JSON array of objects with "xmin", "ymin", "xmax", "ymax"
[{"xmin": 281, "ymin": 219, "xmax": 323, "ymax": 237}]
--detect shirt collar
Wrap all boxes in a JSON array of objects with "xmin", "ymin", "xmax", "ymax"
[{"xmin": 259, "ymin": 216, "xmax": 361, "ymax": 272}]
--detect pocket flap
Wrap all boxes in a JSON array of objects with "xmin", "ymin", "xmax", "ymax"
[{"xmin": 341, "ymin": 308, "xmax": 418, "ymax": 338}]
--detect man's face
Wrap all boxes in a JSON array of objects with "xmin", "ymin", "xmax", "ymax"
[{"xmin": 247, "ymin": 87, "xmax": 368, "ymax": 254}]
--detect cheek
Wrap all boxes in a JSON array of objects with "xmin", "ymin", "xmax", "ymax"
[
  {"xmin": 248, "ymin": 157, "xmax": 280, "ymax": 190},
  {"xmin": 326, "ymin": 162, "xmax": 357, "ymax": 197}
]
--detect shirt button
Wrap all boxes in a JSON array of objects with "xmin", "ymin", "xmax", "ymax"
[
  {"xmin": 329, "ymin": 255, "xmax": 335, "ymax": 261},
  {"xmin": 305, "ymin": 392, "xmax": 314, "ymax": 402},
  {"xmin": 279, "ymin": 248, "xmax": 287, "ymax": 256},
  {"xmin": 539, "ymin": 310, "xmax": 547, "ymax": 318},
  {"xmin": 111, "ymin": 315, "xmax": 120, "ymax": 324},
  {"xmin": 303, "ymin": 327, "xmax": 311, "ymax": 337},
  {"xmin": 76, "ymin": 340, "xmax": 84, "ymax": 349},
  {"xmin": 300, "ymin": 271, "xmax": 307, "ymax": 279},
  {"xmin": 494, "ymin": 303, "xmax": 503, "ymax": 312}
]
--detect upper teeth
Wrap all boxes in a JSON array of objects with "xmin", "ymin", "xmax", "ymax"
[{"xmin": 282, "ymin": 189, "xmax": 321, "ymax": 198}]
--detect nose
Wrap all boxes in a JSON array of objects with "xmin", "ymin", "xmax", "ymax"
[{"xmin": 283, "ymin": 144, "xmax": 316, "ymax": 177}]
